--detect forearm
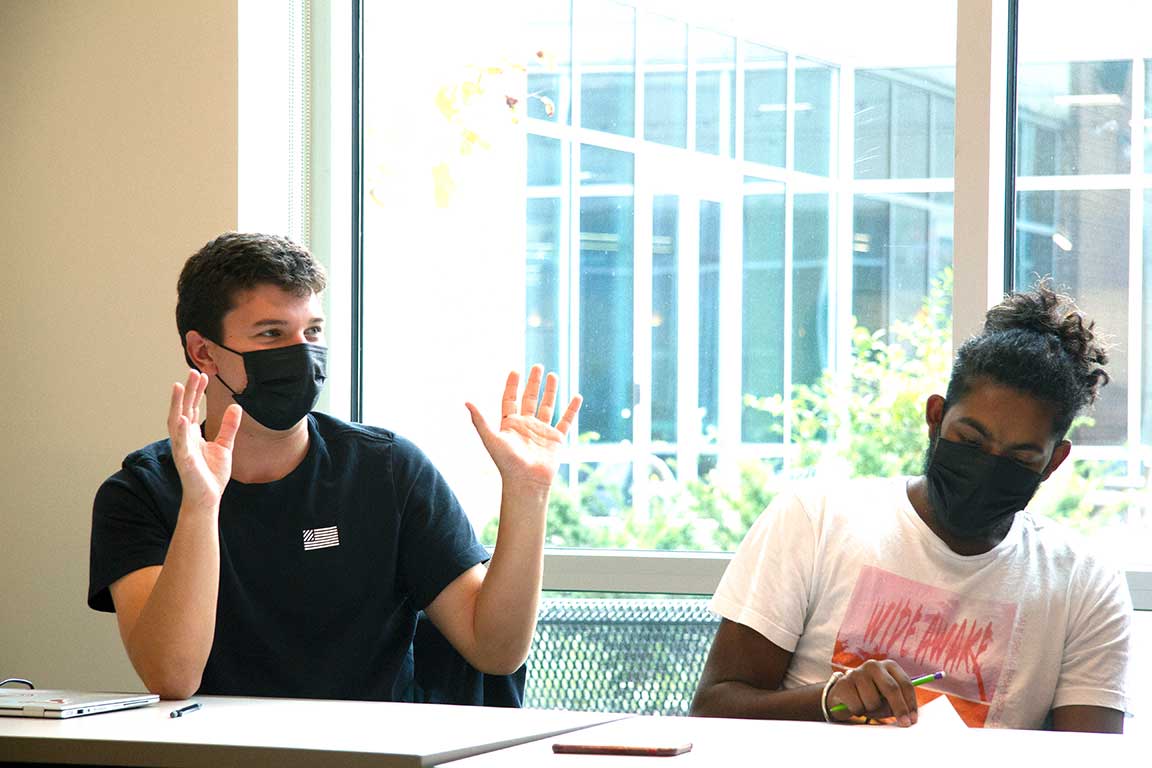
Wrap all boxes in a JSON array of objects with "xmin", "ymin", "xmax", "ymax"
[
  {"xmin": 691, "ymin": 680, "xmax": 827, "ymax": 721},
  {"xmin": 471, "ymin": 482, "xmax": 550, "ymax": 673},
  {"xmin": 124, "ymin": 504, "xmax": 221, "ymax": 699}
]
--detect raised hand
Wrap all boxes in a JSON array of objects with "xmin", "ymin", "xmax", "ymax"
[
  {"xmin": 168, "ymin": 370, "xmax": 243, "ymax": 508},
  {"xmin": 465, "ymin": 365, "xmax": 582, "ymax": 490}
]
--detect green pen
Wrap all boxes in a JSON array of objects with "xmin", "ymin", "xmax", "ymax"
[{"xmin": 828, "ymin": 670, "xmax": 945, "ymax": 714}]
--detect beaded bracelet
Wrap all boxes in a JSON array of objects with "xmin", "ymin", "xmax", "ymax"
[{"xmin": 820, "ymin": 670, "xmax": 845, "ymax": 723}]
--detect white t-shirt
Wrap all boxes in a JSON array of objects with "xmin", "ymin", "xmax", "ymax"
[{"xmin": 711, "ymin": 477, "xmax": 1131, "ymax": 729}]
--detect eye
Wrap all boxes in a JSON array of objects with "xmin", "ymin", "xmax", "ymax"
[
  {"xmin": 306, "ymin": 326, "xmax": 324, "ymax": 339},
  {"xmin": 258, "ymin": 329, "xmax": 282, "ymax": 338}
]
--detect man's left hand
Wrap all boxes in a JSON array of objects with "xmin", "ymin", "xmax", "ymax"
[{"xmin": 466, "ymin": 365, "xmax": 582, "ymax": 490}]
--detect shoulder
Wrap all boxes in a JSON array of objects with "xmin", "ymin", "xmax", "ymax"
[
  {"xmin": 102, "ymin": 437, "xmax": 177, "ymax": 495},
  {"xmin": 309, "ymin": 412, "xmax": 436, "ymax": 472},
  {"xmin": 765, "ymin": 476, "xmax": 901, "ymax": 529},
  {"xmin": 1018, "ymin": 512, "xmax": 1128, "ymax": 592}
]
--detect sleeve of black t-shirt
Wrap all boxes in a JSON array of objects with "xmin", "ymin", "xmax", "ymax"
[
  {"xmin": 390, "ymin": 436, "xmax": 490, "ymax": 611},
  {"xmin": 88, "ymin": 459, "xmax": 174, "ymax": 613}
]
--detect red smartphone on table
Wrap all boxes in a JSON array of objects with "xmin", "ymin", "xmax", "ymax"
[{"xmin": 552, "ymin": 741, "xmax": 693, "ymax": 757}]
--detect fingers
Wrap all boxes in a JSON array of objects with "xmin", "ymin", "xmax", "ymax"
[
  {"xmin": 520, "ymin": 364, "xmax": 543, "ymax": 417},
  {"xmin": 466, "ymin": 401, "xmax": 497, "ymax": 449},
  {"xmin": 555, "ymin": 394, "xmax": 582, "ymax": 436},
  {"xmin": 833, "ymin": 661, "xmax": 917, "ymax": 727},
  {"xmin": 536, "ymin": 372, "xmax": 559, "ymax": 424},
  {"xmin": 168, "ymin": 381, "xmax": 185, "ymax": 437},
  {"xmin": 168, "ymin": 370, "xmax": 204, "ymax": 439},
  {"xmin": 215, "ymin": 404, "xmax": 243, "ymax": 451},
  {"xmin": 500, "ymin": 371, "xmax": 520, "ymax": 420}
]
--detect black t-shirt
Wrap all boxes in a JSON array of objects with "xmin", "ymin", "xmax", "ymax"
[{"xmin": 88, "ymin": 412, "xmax": 490, "ymax": 701}]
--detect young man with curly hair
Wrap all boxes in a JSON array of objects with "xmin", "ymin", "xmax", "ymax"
[
  {"xmin": 88, "ymin": 233, "xmax": 581, "ymax": 701},
  {"xmin": 692, "ymin": 286, "xmax": 1130, "ymax": 732}
]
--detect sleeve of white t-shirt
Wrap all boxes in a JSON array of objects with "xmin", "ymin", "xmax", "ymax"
[
  {"xmin": 1052, "ymin": 556, "xmax": 1132, "ymax": 713},
  {"xmin": 709, "ymin": 490, "xmax": 819, "ymax": 652}
]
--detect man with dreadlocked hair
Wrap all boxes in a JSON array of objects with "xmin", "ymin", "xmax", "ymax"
[{"xmin": 693, "ymin": 284, "xmax": 1130, "ymax": 732}]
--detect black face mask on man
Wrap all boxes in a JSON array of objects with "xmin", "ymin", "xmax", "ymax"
[
  {"xmin": 925, "ymin": 436, "xmax": 1044, "ymax": 540},
  {"xmin": 212, "ymin": 341, "xmax": 327, "ymax": 431}
]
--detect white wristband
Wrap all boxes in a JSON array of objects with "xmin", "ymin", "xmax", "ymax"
[{"xmin": 821, "ymin": 670, "xmax": 845, "ymax": 723}]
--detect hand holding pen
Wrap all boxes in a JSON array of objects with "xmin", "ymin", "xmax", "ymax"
[{"xmin": 825, "ymin": 660, "xmax": 944, "ymax": 727}]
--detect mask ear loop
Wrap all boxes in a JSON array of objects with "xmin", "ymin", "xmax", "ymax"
[{"xmin": 202, "ymin": 337, "xmax": 245, "ymax": 396}]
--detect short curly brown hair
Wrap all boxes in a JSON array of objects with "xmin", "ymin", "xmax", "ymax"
[
  {"xmin": 176, "ymin": 233, "xmax": 327, "ymax": 366},
  {"xmin": 944, "ymin": 281, "xmax": 1110, "ymax": 439}
]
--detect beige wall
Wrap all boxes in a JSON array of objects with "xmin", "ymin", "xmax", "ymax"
[{"xmin": 0, "ymin": 0, "xmax": 237, "ymax": 689}]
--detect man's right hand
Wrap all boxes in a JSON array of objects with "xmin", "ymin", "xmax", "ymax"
[
  {"xmin": 168, "ymin": 370, "xmax": 241, "ymax": 508},
  {"xmin": 827, "ymin": 659, "xmax": 919, "ymax": 726}
]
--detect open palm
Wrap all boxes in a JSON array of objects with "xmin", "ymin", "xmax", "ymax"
[
  {"xmin": 466, "ymin": 366, "xmax": 582, "ymax": 489},
  {"xmin": 168, "ymin": 370, "xmax": 242, "ymax": 506}
]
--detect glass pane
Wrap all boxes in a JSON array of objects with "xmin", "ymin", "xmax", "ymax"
[
  {"xmin": 652, "ymin": 196, "xmax": 679, "ymax": 444},
  {"xmin": 526, "ymin": 0, "xmax": 571, "ymax": 123},
  {"xmin": 1146, "ymin": 60, "xmax": 1152, "ymax": 174},
  {"xmin": 1015, "ymin": 189, "xmax": 1129, "ymax": 445},
  {"xmin": 694, "ymin": 29, "xmax": 735, "ymax": 157},
  {"xmin": 795, "ymin": 60, "xmax": 835, "ymax": 176},
  {"xmin": 1145, "ymin": 190, "xmax": 1152, "ymax": 448},
  {"xmin": 742, "ymin": 179, "xmax": 785, "ymax": 442},
  {"xmin": 1016, "ymin": 0, "xmax": 1151, "ymax": 566},
  {"xmin": 743, "ymin": 43, "xmax": 786, "ymax": 167},
  {"xmin": 793, "ymin": 194, "xmax": 829, "ymax": 387},
  {"xmin": 699, "ymin": 200, "xmax": 721, "ymax": 434},
  {"xmin": 579, "ymin": 0, "xmax": 635, "ymax": 136},
  {"xmin": 854, "ymin": 73, "xmax": 890, "ymax": 179},
  {"xmin": 1016, "ymin": 61, "xmax": 1132, "ymax": 176},
  {"xmin": 580, "ymin": 145, "xmax": 634, "ymax": 444},
  {"xmin": 643, "ymin": 14, "xmax": 687, "ymax": 148},
  {"xmin": 527, "ymin": 197, "xmax": 562, "ymax": 375},
  {"xmin": 853, "ymin": 193, "xmax": 954, "ymax": 335}
]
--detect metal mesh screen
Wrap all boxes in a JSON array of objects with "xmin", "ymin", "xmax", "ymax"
[{"xmin": 524, "ymin": 597, "xmax": 720, "ymax": 716}]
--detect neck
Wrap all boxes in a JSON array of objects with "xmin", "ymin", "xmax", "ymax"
[
  {"xmin": 205, "ymin": 404, "xmax": 311, "ymax": 484},
  {"xmin": 905, "ymin": 476, "xmax": 1012, "ymax": 556}
]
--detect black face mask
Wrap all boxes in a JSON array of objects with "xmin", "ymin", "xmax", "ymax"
[
  {"xmin": 925, "ymin": 436, "xmax": 1044, "ymax": 540},
  {"xmin": 213, "ymin": 342, "xmax": 327, "ymax": 431}
]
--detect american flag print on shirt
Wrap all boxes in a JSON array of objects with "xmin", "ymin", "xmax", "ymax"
[{"xmin": 303, "ymin": 525, "xmax": 340, "ymax": 551}]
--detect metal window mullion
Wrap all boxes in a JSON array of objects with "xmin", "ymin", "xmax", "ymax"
[
  {"xmin": 718, "ymin": 173, "xmax": 743, "ymax": 471},
  {"xmin": 1128, "ymin": 56, "xmax": 1145, "ymax": 483},
  {"xmin": 686, "ymin": 26, "xmax": 697, "ymax": 153},
  {"xmin": 633, "ymin": 4, "xmax": 643, "ymax": 142},
  {"xmin": 952, "ymin": 0, "xmax": 1011, "ymax": 347},
  {"xmin": 782, "ymin": 187, "xmax": 795, "ymax": 474},
  {"xmin": 632, "ymin": 155, "xmax": 655, "ymax": 516},
  {"xmin": 678, "ymin": 194, "xmax": 702, "ymax": 482},
  {"xmin": 734, "ymin": 39, "xmax": 745, "ymax": 163},
  {"xmin": 836, "ymin": 66, "xmax": 855, "ymax": 381},
  {"xmin": 559, "ymin": 133, "xmax": 574, "ymax": 460}
]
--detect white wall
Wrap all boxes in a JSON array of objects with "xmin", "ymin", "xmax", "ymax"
[{"xmin": 0, "ymin": 0, "xmax": 237, "ymax": 689}]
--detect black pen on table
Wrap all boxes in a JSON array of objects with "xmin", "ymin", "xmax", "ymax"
[{"xmin": 170, "ymin": 702, "xmax": 202, "ymax": 718}]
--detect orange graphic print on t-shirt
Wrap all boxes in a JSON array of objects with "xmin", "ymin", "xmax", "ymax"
[{"xmin": 830, "ymin": 566, "xmax": 1019, "ymax": 727}]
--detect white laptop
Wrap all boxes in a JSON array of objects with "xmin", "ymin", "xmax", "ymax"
[{"xmin": 0, "ymin": 689, "xmax": 159, "ymax": 719}]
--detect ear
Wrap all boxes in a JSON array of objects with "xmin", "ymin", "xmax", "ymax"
[
  {"xmin": 184, "ymin": 330, "xmax": 220, "ymax": 375},
  {"xmin": 925, "ymin": 394, "xmax": 946, "ymax": 437},
  {"xmin": 1041, "ymin": 440, "xmax": 1072, "ymax": 482}
]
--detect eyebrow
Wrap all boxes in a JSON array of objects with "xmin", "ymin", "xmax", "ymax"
[
  {"xmin": 955, "ymin": 417, "xmax": 1045, "ymax": 453},
  {"xmin": 249, "ymin": 318, "xmax": 325, "ymax": 328}
]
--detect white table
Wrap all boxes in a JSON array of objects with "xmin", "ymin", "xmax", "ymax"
[
  {"xmin": 448, "ymin": 712, "xmax": 1150, "ymax": 767},
  {"xmin": 0, "ymin": 696, "xmax": 626, "ymax": 767}
]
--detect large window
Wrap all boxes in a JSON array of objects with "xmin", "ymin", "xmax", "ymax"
[
  {"xmin": 355, "ymin": 1, "xmax": 1151, "ymax": 589},
  {"xmin": 1016, "ymin": 0, "xmax": 1152, "ymax": 568}
]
